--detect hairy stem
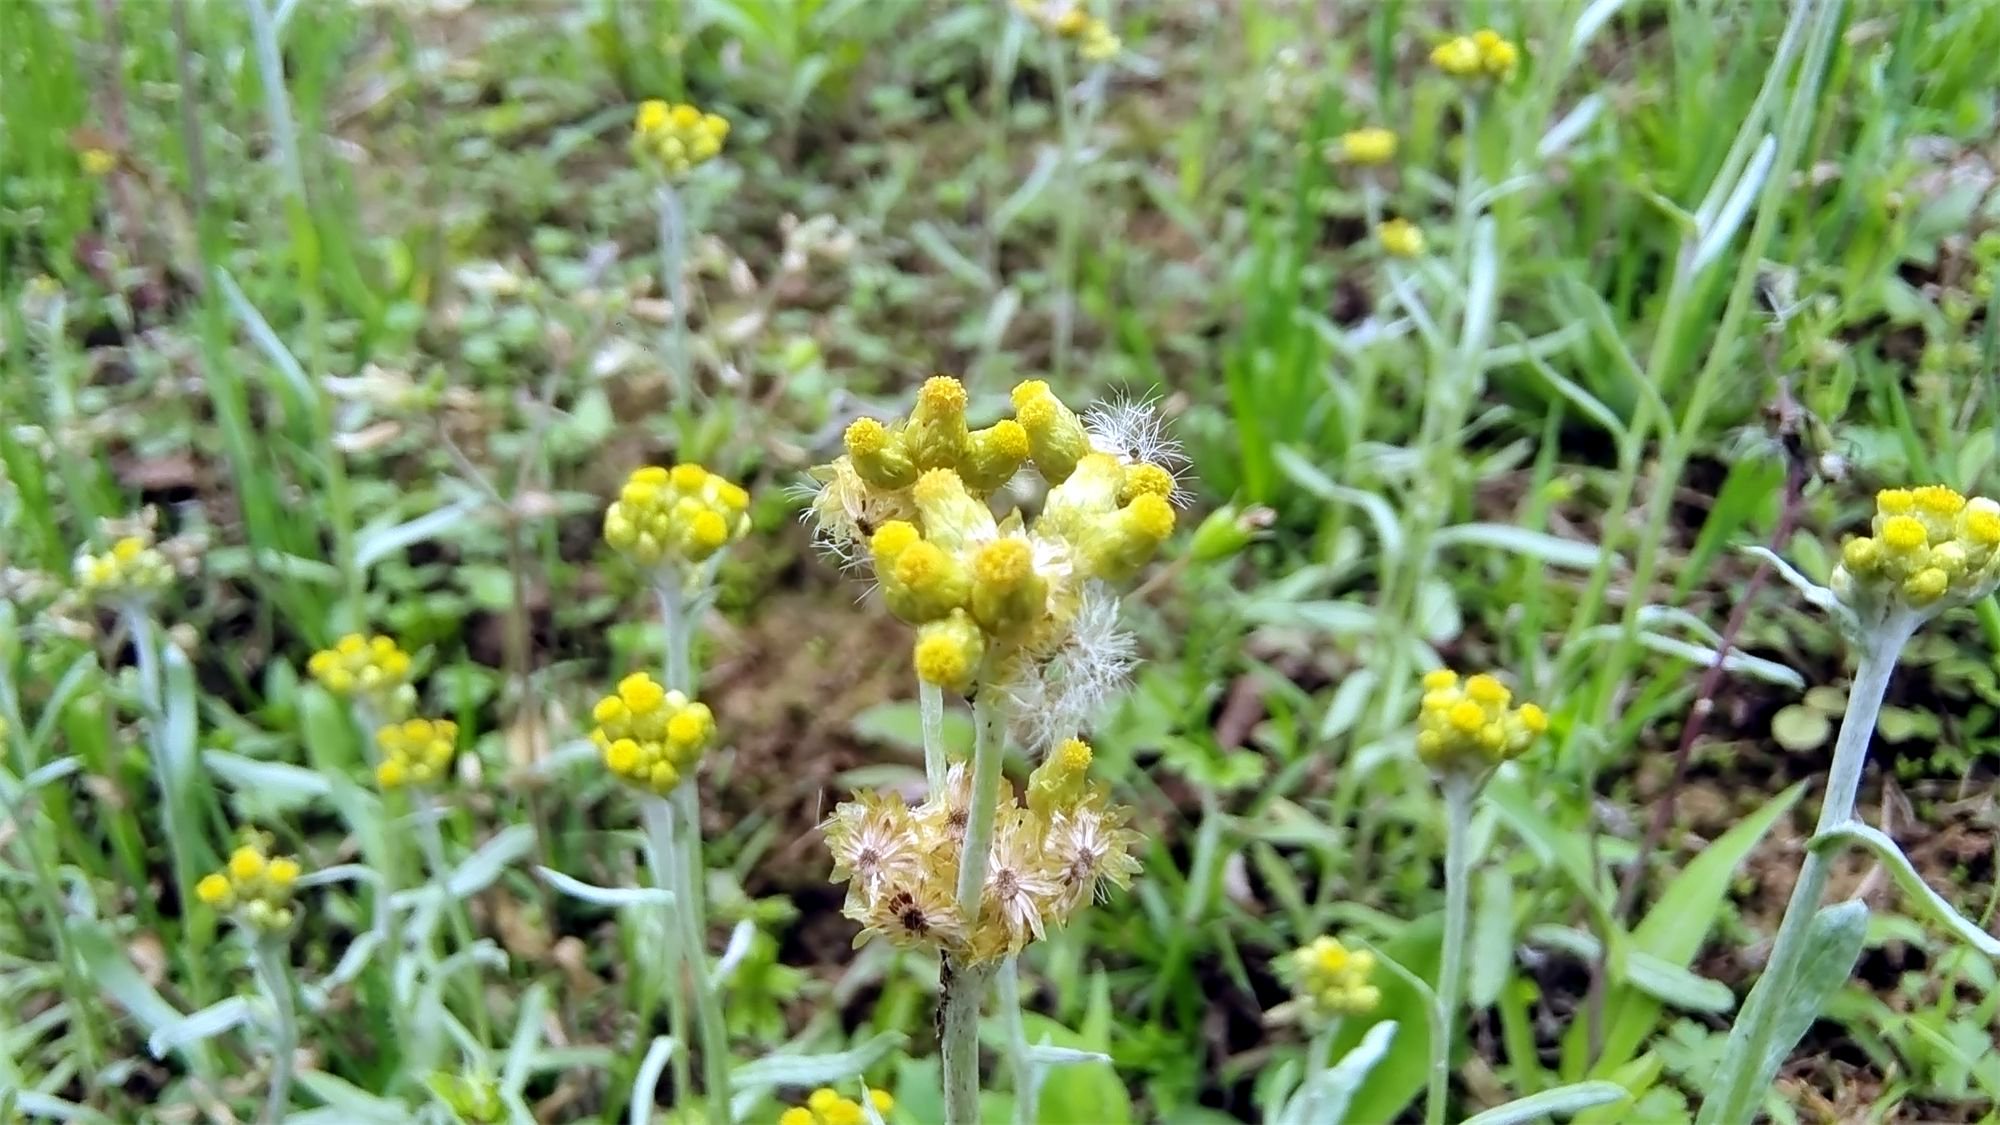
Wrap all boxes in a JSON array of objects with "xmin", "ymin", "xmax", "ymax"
[
  {"xmin": 640, "ymin": 796, "xmax": 694, "ymax": 1103},
  {"xmin": 921, "ymin": 679, "xmax": 948, "ymax": 791},
  {"xmin": 252, "ymin": 935, "xmax": 299, "ymax": 1125},
  {"xmin": 657, "ymin": 183, "xmax": 693, "ymax": 406},
  {"xmin": 1699, "ymin": 612, "xmax": 1917, "ymax": 1123},
  {"xmin": 1428, "ymin": 773, "xmax": 1478, "ymax": 1125},
  {"xmin": 941, "ymin": 958, "xmax": 993, "ymax": 1125},
  {"xmin": 954, "ymin": 690, "xmax": 1007, "ymax": 917}
]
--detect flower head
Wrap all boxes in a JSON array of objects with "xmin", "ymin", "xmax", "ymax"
[
  {"xmin": 308, "ymin": 633, "xmax": 417, "ymax": 720},
  {"xmin": 1378, "ymin": 218, "xmax": 1426, "ymax": 258},
  {"xmin": 1415, "ymin": 668, "xmax": 1547, "ymax": 776},
  {"xmin": 1016, "ymin": 1, "xmax": 1120, "ymax": 60},
  {"xmin": 589, "ymin": 671, "xmax": 716, "ymax": 795},
  {"xmin": 375, "ymin": 717, "xmax": 457, "ymax": 790},
  {"xmin": 198, "ymin": 836, "xmax": 304, "ymax": 934},
  {"xmin": 72, "ymin": 532, "xmax": 173, "ymax": 603},
  {"xmin": 1335, "ymin": 126, "xmax": 1398, "ymax": 166},
  {"xmin": 603, "ymin": 463, "xmax": 752, "ymax": 573},
  {"xmin": 1277, "ymin": 936, "xmax": 1381, "ymax": 1023},
  {"xmin": 779, "ymin": 1087, "xmax": 893, "ymax": 1125},
  {"xmin": 1832, "ymin": 485, "xmax": 2000, "ymax": 620},
  {"xmin": 631, "ymin": 100, "xmax": 730, "ymax": 179},
  {"xmin": 1434, "ymin": 28, "xmax": 1519, "ymax": 82}
]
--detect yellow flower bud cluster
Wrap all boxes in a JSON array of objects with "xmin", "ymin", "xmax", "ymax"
[
  {"xmin": 1280, "ymin": 936, "xmax": 1381, "ymax": 1022},
  {"xmin": 589, "ymin": 671, "xmax": 716, "ymax": 795},
  {"xmin": 631, "ymin": 100, "xmax": 729, "ymax": 179},
  {"xmin": 813, "ymin": 376, "xmax": 1178, "ymax": 693},
  {"xmin": 307, "ymin": 633, "xmax": 418, "ymax": 720},
  {"xmin": 602, "ymin": 463, "xmax": 751, "ymax": 571},
  {"xmin": 1335, "ymin": 126, "xmax": 1398, "ymax": 166},
  {"xmin": 375, "ymin": 718, "xmax": 457, "ymax": 790},
  {"xmin": 777, "ymin": 1087, "xmax": 894, "ymax": 1125},
  {"xmin": 195, "ymin": 841, "xmax": 304, "ymax": 933},
  {"xmin": 824, "ymin": 740, "xmax": 1139, "ymax": 966},
  {"xmin": 1834, "ymin": 486, "xmax": 2000, "ymax": 614},
  {"xmin": 1014, "ymin": 0, "xmax": 1120, "ymax": 60},
  {"xmin": 1378, "ymin": 218, "xmax": 1426, "ymax": 258},
  {"xmin": 1416, "ymin": 669, "xmax": 1547, "ymax": 775},
  {"xmin": 1432, "ymin": 27, "xmax": 1520, "ymax": 81},
  {"xmin": 73, "ymin": 534, "xmax": 173, "ymax": 601}
]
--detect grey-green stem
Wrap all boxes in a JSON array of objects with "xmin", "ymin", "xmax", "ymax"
[
  {"xmin": 416, "ymin": 791, "xmax": 490, "ymax": 1045},
  {"xmin": 252, "ymin": 934, "xmax": 298, "ymax": 1125},
  {"xmin": 920, "ymin": 680, "xmax": 948, "ymax": 791},
  {"xmin": 1427, "ymin": 772, "xmax": 1478, "ymax": 1125},
  {"xmin": 656, "ymin": 183, "xmax": 693, "ymax": 405},
  {"xmin": 954, "ymin": 691, "xmax": 1007, "ymax": 918},
  {"xmin": 941, "ymin": 958, "xmax": 993, "ymax": 1125},
  {"xmin": 997, "ymin": 956, "xmax": 1035, "ymax": 1125},
  {"xmin": 1698, "ymin": 611, "xmax": 1917, "ymax": 1123}
]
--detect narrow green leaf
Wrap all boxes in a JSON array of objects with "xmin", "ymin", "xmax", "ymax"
[
  {"xmin": 1814, "ymin": 823, "xmax": 2000, "ymax": 956},
  {"xmin": 1461, "ymin": 1081, "xmax": 1629, "ymax": 1125},
  {"xmin": 1432, "ymin": 523, "xmax": 1618, "ymax": 571}
]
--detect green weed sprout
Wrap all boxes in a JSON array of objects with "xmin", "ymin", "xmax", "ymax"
[
  {"xmin": 1703, "ymin": 485, "xmax": 2000, "ymax": 1122},
  {"xmin": 807, "ymin": 375, "xmax": 1175, "ymax": 1125}
]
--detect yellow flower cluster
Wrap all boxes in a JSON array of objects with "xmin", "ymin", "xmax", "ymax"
[
  {"xmin": 1416, "ymin": 669, "xmax": 1547, "ymax": 775},
  {"xmin": 813, "ymin": 376, "xmax": 1178, "ymax": 693},
  {"xmin": 307, "ymin": 633, "xmax": 418, "ymax": 720},
  {"xmin": 1835, "ymin": 486, "xmax": 2000, "ymax": 614},
  {"xmin": 590, "ymin": 671, "xmax": 717, "ymax": 795},
  {"xmin": 1014, "ymin": 0, "xmax": 1120, "ymax": 60},
  {"xmin": 1280, "ymin": 936, "xmax": 1381, "ymax": 1022},
  {"xmin": 823, "ymin": 738, "xmax": 1139, "ymax": 966},
  {"xmin": 73, "ymin": 534, "xmax": 173, "ymax": 601},
  {"xmin": 196, "ymin": 841, "xmax": 303, "ymax": 933},
  {"xmin": 631, "ymin": 100, "xmax": 730, "ymax": 179},
  {"xmin": 1432, "ymin": 27, "xmax": 1520, "ymax": 81},
  {"xmin": 1336, "ymin": 126, "xmax": 1398, "ymax": 166},
  {"xmin": 1378, "ymin": 218, "xmax": 1425, "ymax": 258},
  {"xmin": 603, "ymin": 463, "xmax": 752, "ymax": 572},
  {"xmin": 777, "ymin": 1088, "xmax": 894, "ymax": 1125},
  {"xmin": 375, "ymin": 718, "xmax": 457, "ymax": 790}
]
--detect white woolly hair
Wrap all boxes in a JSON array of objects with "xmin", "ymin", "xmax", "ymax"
[
  {"xmin": 1004, "ymin": 586, "xmax": 1139, "ymax": 755},
  {"xmin": 1083, "ymin": 392, "xmax": 1191, "ymax": 505}
]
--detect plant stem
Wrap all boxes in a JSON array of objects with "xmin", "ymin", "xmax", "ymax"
[
  {"xmin": 920, "ymin": 679, "xmax": 947, "ymax": 791},
  {"xmin": 252, "ymin": 934, "xmax": 299, "ymax": 1125},
  {"xmin": 940, "ymin": 958, "xmax": 993, "ymax": 1125},
  {"xmin": 997, "ymin": 956, "xmax": 1035, "ymax": 1125},
  {"xmin": 1699, "ymin": 612, "xmax": 1917, "ymax": 1124},
  {"xmin": 954, "ymin": 690, "xmax": 1007, "ymax": 918},
  {"xmin": 657, "ymin": 183, "xmax": 693, "ymax": 406},
  {"xmin": 1428, "ymin": 773, "xmax": 1478, "ymax": 1125},
  {"xmin": 1048, "ymin": 41, "xmax": 1080, "ymax": 382},
  {"xmin": 640, "ymin": 795, "xmax": 694, "ymax": 1104},
  {"xmin": 649, "ymin": 572, "xmax": 730, "ymax": 1121},
  {"xmin": 416, "ymin": 791, "xmax": 491, "ymax": 1046}
]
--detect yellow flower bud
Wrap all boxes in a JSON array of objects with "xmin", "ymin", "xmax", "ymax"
[
  {"xmin": 1028, "ymin": 737, "xmax": 1093, "ymax": 815},
  {"xmin": 960, "ymin": 420, "xmax": 1031, "ymax": 493},
  {"xmin": 1841, "ymin": 536, "xmax": 1882, "ymax": 574},
  {"xmin": 914, "ymin": 611, "xmax": 985, "ymax": 692},
  {"xmin": 377, "ymin": 759, "xmax": 408, "ymax": 788},
  {"xmin": 266, "ymin": 858, "xmax": 301, "ymax": 888},
  {"xmin": 880, "ymin": 539, "xmax": 972, "ymax": 623},
  {"xmin": 903, "ymin": 375, "xmax": 972, "ymax": 471},
  {"xmin": 229, "ymin": 846, "xmax": 266, "ymax": 882},
  {"xmin": 1905, "ymin": 567, "xmax": 1950, "ymax": 604},
  {"xmin": 780, "ymin": 1110, "xmax": 814, "ymax": 1125},
  {"xmin": 1011, "ymin": 380, "xmax": 1091, "ymax": 483},
  {"xmin": 910, "ymin": 469, "xmax": 996, "ymax": 551},
  {"xmin": 1881, "ymin": 515, "xmax": 1928, "ymax": 553},
  {"xmin": 869, "ymin": 1089, "xmax": 895, "ymax": 1115},
  {"xmin": 845, "ymin": 417, "xmax": 917, "ymax": 489},
  {"xmin": 1431, "ymin": 36, "xmax": 1482, "ymax": 76},
  {"xmin": 1378, "ymin": 218, "xmax": 1425, "ymax": 258},
  {"xmin": 970, "ymin": 537, "xmax": 1047, "ymax": 633},
  {"xmin": 196, "ymin": 873, "xmax": 233, "ymax": 906},
  {"xmin": 1337, "ymin": 127, "xmax": 1398, "ymax": 166},
  {"xmin": 808, "ymin": 1089, "xmax": 841, "ymax": 1113}
]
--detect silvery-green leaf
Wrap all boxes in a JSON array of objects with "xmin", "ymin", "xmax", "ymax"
[
  {"xmin": 1814, "ymin": 824, "xmax": 2000, "ymax": 956},
  {"xmin": 502, "ymin": 983, "xmax": 551, "ymax": 1095},
  {"xmin": 728, "ymin": 1032, "xmax": 906, "ymax": 1120},
  {"xmin": 203, "ymin": 750, "xmax": 333, "ymax": 803},
  {"xmin": 536, "ymin": 867, "xmax": 676, "ymax": 908},
  {"xmin": 147, "ymin": 996, "xmax": 252, "ymax": 1058},
  {"xmin": 1281, "ymin": 1022, "xmax": 1398, "ymax": 1125},
  {"xmin": 1525, "ymin": 925, "xmax": 1735, "ymax": 1013},
  {"xmin": 1432, "ymin": 523, "xmax": 1616, "ymax": 571},
  {"xmin": 1461, "ymin": 1080, "xmax": 1629, "ymax": 1125},
  {"xmin": 447, "ymin": 824, "xmax": 536, "ymax": 897},
  {"xmin": 355, "ymin": 498, "xmax": 484, "ymax": 571},
  {"xmin": 630, "ymin": 1036, "xmax": 680, "ymax": 1125}
]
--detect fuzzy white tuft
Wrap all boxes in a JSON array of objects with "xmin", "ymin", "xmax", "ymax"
[
  {"xmin": 1003, "ymin": 586, "xmax": 1138, "ymax": 754},
  {"xmin": 1084, "ymin": 392, "xmax": 1191, "ymax": 504}
]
